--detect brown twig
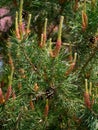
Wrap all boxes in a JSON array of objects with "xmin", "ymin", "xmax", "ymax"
[{"xmin": 15, "ymin": 112, "xmax": 22, "ymax": 130}]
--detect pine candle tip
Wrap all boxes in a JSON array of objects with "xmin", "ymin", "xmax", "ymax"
[
  {"xmin": 15, "ymin": 11, "xmax": 18, "ymax": 25},
  {"xmin": 48, "ymin": 38, "xmax": 52, "ymax": 53},
  {"xmin": 41, "ymin": 33, "xmax": 43, "ymax": 39},
  {"xmin": 60, "ymin": 16, "xmax": 64, "ymax": 26},
  {"xmin": 45, "ymin": 18, "xmax": 48, "ymax": 26},
  {"xmin": 46, "ymin": 99, "xmax": 48, "ymax": 104},
  {"xmin": 19, "ymin": 0, "xmax": 24, "ymax": 24},
  {"xmin": 29, "ymin": 14, "xmax": 32, "ymax": 17},
  {"xmin": 49, "ymin": 38, "xmax": 52, "ymax": 45},
  {"xmin": 89, "ymin": 82, "xmax": 92, "ymax": 95},
  {"xmin": 58, "ymin": 16, "xmax": 64, "ymax": 41},
  {"xmin": 91, "ymin": 0, "xmax": 96, "ymax": 8},
  {"xmin": 27, "ymin": 14, "xmax": 32, "ymax": 33},
  {"xmin": 0, "ymin": 88, "xmax": 3, "ymax": 96},
  {"xmin": 92, "ymin": 94, "xmax": 95, "ymax": 99},
  {"xmin": 28, "ymin": 14, "xmax": 32, "ymax": 21},
  {"xmin": 61, "ymin": 16, "xmax": 64, "ymax": 21},
  {"xmin": 45, "ymin": 18, "xmax": 48, "ymax": 22},
  {"xmin": 16, "ymin": 11, "xmax": 18, "ymax": 16},
  {"xmin": 83, "ymin": 0, "xmax": 87, "ymax": 12},
  {"xmin": 44, "ymin": 18, "xmax": 48, "ymax": 33},
  {"xmin": 73, "ymin": 52, "xmax": 77, "ymax": 62},
  {"xmin": 15, "ymin": 12, "xmax": 20, "ymax": 39},
  {"xmin": 49, "ymin": 38, "xmax": 52, "ymax": 46},
  {"xmin": 40, "ymin": 33, "xmax": 43, "ymax": 46},
  {"xmin": 85, "ymin": 79, "xmax": 88, "ymax": 93}
]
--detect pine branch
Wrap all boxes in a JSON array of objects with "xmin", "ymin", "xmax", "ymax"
[
  {"xmin": 80, "ymin": 46, "xmax": 98, "ymax": 71},
  {"xmin": 20, "ymin": 44, "xmax": 39, "ymax": 73}
]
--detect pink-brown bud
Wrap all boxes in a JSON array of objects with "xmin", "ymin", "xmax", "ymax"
[
  {"xmin": 5, "ymin": 86, "xmax": 12, "ymax": 101},
  {"xmin": 44, "ymin": 99, "xmax": 49, "ymax": 117},
  {"xmin": 84, "ymin": 92, "xmax": 91, "ymax": 109},
  {"xmin": 65, "ymin": 62, "xmax": 76, "ymax": 76},
  {"xmin": 0, "ymin": 88, "xmax": 5, "ymax": 104}
]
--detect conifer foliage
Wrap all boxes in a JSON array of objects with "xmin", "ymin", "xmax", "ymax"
[{"xmin": 0, "ymin": 0, "xmax": 98, "ymax": 130}]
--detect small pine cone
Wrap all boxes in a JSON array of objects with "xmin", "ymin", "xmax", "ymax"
[{"xmin": 84, "ymin": 92, "xmax": 91, "ymax": 109}]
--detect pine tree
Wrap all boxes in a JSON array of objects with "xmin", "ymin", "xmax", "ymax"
[{"xmin": 0, "ymin": 0, "xmax": 98, "ymax": 130}]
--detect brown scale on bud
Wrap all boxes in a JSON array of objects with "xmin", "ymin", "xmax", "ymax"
[
  {"xmin": 26, "ymin": 14, "xmax": 31, "ymax": 35},
  {"xmin": 50, "ymin": 16, "xmax": 64, "ymax": 58},
  {"xmin": 21, "ymin": 75, "xmax": 26, "ymax": 79},
  {"xmin": 18, "ymin": 82, "xmax": 22, "ymax": 90},
  {"xmin": 65, "ymin": 62, "xmax": 76, "ymax": 76},
  {"xmin": 50, "ymin": 40, "xmax": 62, "ymax": 57},
  {"xmin": 82, "ymin": 10, "xmax": 88, "ymax": 31},
  {"xmin": 39, "ymin": 33, "xmax": 44, "ymax": 47},
  {"xmin": 65, "ymin": 53, "xmax": 77, "ymax": 76},
  {"xmin": 19, "ymin": 68, "xmax": 26, "ymax": 79},
  {"xmin": 68, "ymin": 44, "xmax": 73, "ymax": 62},
  {"xmin": 16, "ymin": 29, "xmax": 21, "ymax": 39},
  {"xmin": 0, "ymin": 88, "xmax": 5, "ymax": 104},
  {"xmin": 84, "ymin": 79, "xmax": 91, "ymax": 109},
  {"xmin": 19, "ymin": 68, "xmax": 25, "ymax": 74},
  {"xmin": 29, "ymin": 96, "xmax": 34, "ymax": 110},
  {"xmin": 44, "ymin": 99, "xmax": 49, "ymax": 117},
  {"xmin": 5, "ymin": 86, "xmax": 12, "ymax": 101},
  {"xmin": 84, "ymin": 92, "xmax": 91, "ymax": 109},
  {"xmin": 40, "ymin": 18, "xmax": 47, "ymax": 47},
  {"xmin": 8, "ymin": 55, "xmax": 13, "ymax": 65},
  {"xmin": 34, "ymin": 83, "xmax": 39, "ymax": 92},
  {"xmin": 15, "ymin": 12, "xmax": 21, "ymax": 39},
  {"xmin": 19, "ymin": 23, "xmax": 26, "ymax": 36},
  {"xmin": 73, "ymin": 0, "xmax": 79, "ymax": 12}
]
